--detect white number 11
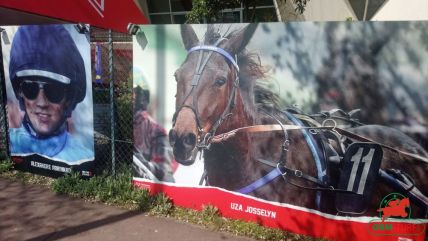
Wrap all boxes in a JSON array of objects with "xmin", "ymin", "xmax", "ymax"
[{"xmin": 346, "ymin": 148, "xmax": 375, "ymax": 194}]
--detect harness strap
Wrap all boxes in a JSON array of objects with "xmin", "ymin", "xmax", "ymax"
[
  {"xmin": 236, "ymin": 168, "xmax": 282, "ymax": 194},
  {"xmin": 191, "ymin": 44, "xmax": 205, "ymax": 86},
  {"xmin": 235, "ymin": 112, "xmax": 291, "ymax": 195},
  {"xmin": 236, "ymin": 158, "xmax": 357, "ymax": 194},
  {"xmin": 256, "ymin": 158, "xmax": 328, "ymax": 188},
  {"xmin": 261, "ymin": 111, "xmax": 290, "ymax": 164},
  {"xmin": 211, "ymin": 124, "xmax": 295, "ymax": 142},
  {"xmin": 211, "ymin": 124, "xmax": 428, "ymax": 163},
  {"xmin": 379, "ymin": 169, "xmax": 428, "ymax": 213},
  {"xmin": 208, "ymin": 73, "xmax": 239, "ymax": 143},
  {"xmin": 334, "ymin": 128, "xmax": 428, "ymax": 163},
  {"xmin": 322, "ymin": 130, "xmax": 346, "ymax": 157},
  {"xmin": 191, "ymin": 44, "xmax": 217, "ymax": 128},
  {"xmin": 211, "ymin": 124, "xmax": 341, "ymax": 143},
  {"xmin": 284, "ymin": 111, "xmax": 327, "ymax": 209},
  {"xmin": 173, "ymin": 105, "xmax": 202, "ymax": 130},
  {"xmin": 293, "ymin": 114, "xmax": 322, "ymax": 127}
]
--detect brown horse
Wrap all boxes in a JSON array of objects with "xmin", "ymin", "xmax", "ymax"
[{"xmin": 169, "ymin": 24, "xmax": 428, "ymax": 217}]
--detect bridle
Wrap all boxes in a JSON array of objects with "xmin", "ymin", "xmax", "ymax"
[{"xmin": 172, "ymin": 39, "xmax": 240, "ymax": 151}]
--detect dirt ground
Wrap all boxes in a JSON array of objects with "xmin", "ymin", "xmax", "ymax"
[{"xmin": 0, "ymin": 177, "xmax": 256, "ymax": 241}]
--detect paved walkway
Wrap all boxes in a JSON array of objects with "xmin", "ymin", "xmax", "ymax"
[{"xmin": 0, "ymin": 177, "xmax": 255, "ymax": 241}]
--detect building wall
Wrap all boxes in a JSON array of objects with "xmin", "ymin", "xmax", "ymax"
[
  {"xmin": 280, "ymin": 0, "xmax": 428, "ymax": 22},
  {"xmin": 303, "ymin": 0, "xmax": 356, "ymax": 21},
  {"xmin": 372, "ymin": 0, "xmax": 428, "ymax": 20},
  {"xmin": 275, "ymin": 0, "xmax": 355, "ymax": 21},
  {"xmin": 274, "ymin": 0, "xmax": 304, "ymax": 21}
]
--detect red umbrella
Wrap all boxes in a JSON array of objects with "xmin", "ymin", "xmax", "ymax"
[{"xmin": 0, "ymin": 0, "xmax": 149, "ymax": 33}]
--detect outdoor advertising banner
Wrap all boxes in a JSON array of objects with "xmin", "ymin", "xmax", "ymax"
[
  {"xmin": 132, "ymin": 22, "xmax": 428, "ymax": 241},
  {"xmin": 1, "ymin": 24, "xmax": 95, "ymax": 178}
]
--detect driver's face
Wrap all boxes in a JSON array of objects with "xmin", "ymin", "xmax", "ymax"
[{"xmin": 22, "ymin": 84, "xmax": 69, "ymax": 135}]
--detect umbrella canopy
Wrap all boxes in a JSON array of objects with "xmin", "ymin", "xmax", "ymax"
[{"xmin": 0, "ymin": 0, "xmax": 149, "ymax": 33}]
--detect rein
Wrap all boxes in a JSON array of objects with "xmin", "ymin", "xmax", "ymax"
[{"xmin": 211, "ymin": 123, "xmax": 428, "ymax": 163}]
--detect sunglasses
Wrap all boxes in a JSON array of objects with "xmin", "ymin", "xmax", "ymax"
[{"xmin": 20, "ymin": 80, "xmax": 68, "ymax": 104}]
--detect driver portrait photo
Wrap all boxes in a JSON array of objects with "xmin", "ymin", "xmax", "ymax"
[{"xmin": 2, "ymin": 24, "xmax": 94, "ymax": 169}]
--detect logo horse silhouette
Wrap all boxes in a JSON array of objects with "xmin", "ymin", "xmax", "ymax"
[{"xmin": 377, "ymin": 197, "xmax": 410, "ymax": 221}]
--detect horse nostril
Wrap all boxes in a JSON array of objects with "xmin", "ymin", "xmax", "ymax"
[
  {"xmin": 183, "ymin": 133, "xmax": 197, "ymax": 147},
  {"xmin": 169, "ymin": 129, "xmax": 177, "ymax": 145}
]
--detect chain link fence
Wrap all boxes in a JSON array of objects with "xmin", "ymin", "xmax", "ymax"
[
  {"xmin": 91, "ymin": 28, "xmax": 133, "ymax": 175},
  {"xmin": 0, "ymin": 27, "xmax": 135, "ymax": 175},
  {"xmin": 0, "ymin": 72, "xmax": 8, "ymax": 161}
]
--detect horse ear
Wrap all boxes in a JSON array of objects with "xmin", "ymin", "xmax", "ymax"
[
  {"xmin": 225, "ymin": 24, "xmax": 258, "ymax": 54},
  {"xmin": 181, "ymin": 25, "xmax": 199, "ymax": 50}
]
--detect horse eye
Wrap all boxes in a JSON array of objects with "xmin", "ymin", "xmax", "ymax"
[{"xmin": 215, "ymin": 78, "xmax": 226, "ymax": 86}]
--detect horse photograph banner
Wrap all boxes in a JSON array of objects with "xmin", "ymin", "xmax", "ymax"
[
  {"xmin": 1, "ymin": 24, "xmax": 95, "ymax": 178},
  {"xmin": 132, "ymin": 22, "xmax": 428, "ymax": 241}
]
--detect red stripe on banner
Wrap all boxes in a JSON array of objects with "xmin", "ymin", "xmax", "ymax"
[{"xmin": 133, "ymin": 179, "xmax": 427, "ymax": 241}]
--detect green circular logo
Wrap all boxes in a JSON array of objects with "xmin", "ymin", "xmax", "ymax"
[{"xmin": 378, "ymin": 193, "xmax": 411, "ymax": 220}]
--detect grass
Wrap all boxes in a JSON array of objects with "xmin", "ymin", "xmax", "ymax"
[
  {"xmin": 0, "ymin": 164, "xmax": 327, "ymax": 241},
  {"xmin": 171, "ymin": 206, "xmax": 287, "ymax": 240},
  {"xmin": 0, "ymin": 158, "xmax": 13, "ymax": 174},
  {"xmin": 0, "ymin": 159, "xmax": 53, "ymax": 186}
]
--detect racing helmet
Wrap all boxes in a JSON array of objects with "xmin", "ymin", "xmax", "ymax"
[
  {"xmin": 133, "ymin": 66, "xmax": 150, "ymax": 111},
  {"xmin": 9, "ymin": 24, "xmax": 87, "ymax": 118}
]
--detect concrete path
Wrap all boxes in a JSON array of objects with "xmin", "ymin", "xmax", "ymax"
[{"xmin": 0, "ymin": 177, "xmax": 255, "ymax": 241}]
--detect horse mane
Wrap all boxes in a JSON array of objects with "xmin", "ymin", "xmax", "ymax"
[{"xmin": 203, "ymin": 26, "xmax": 282, "ymax": 121}]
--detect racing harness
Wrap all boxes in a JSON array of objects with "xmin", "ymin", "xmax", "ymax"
[
  {"xmin": 210, "ymin": 109, "xmax": 428, "ymax": 216},
  {"xmin": 175, "ymin": 40, "xmax": 428, "ymax": 216}
]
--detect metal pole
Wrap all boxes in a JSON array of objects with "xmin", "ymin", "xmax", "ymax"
[
  {"xmin": 363, "ymin": 0, "xmax": 369, "ymax": 21},
  {"xmin": 0, "ymin": 29, "xmax": 11, "ymax": 159},
  {"xmin": 273, "ymin": 0, "xmax": 283, "ymax": 22},
  {"xmin": 155, "ymin": 26, "xmax": 166, "ymax": 125},
  {"xmin": 108, "ymin": 29, "xmax": 116, "ymax": 175}
]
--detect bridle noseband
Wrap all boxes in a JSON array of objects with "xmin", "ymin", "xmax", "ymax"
[{"xmin": 172, "ymin": 39, "xmax": 240, "ymax": 151}]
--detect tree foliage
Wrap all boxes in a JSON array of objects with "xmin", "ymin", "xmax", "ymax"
[
  {"xmin": 293, "ymin": 0, "xmax": 309, "ymax": 14},
  {"xmin": 186, "ymin": 0, "xmax": 309, "ymax": 23},
  {"xmin": 186, "ymin": 0, "xmax": 239, "ymax": 23}
]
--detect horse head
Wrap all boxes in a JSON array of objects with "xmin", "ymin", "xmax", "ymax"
[{"xmin": 169, "ymin": 24, "xmax": 257, "ymax": 165}]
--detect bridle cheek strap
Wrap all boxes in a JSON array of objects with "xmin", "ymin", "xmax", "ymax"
[
  {"xmin": 209, "ymin": 71, "xmax": 239, "ymax": 139},
  {"xmin": 172, "ymin": 44, "xmax": 210, "ymax": 130},
  {"xmin": 174, "ymin": 43, "xmax": 240, "ymax": 149}
]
